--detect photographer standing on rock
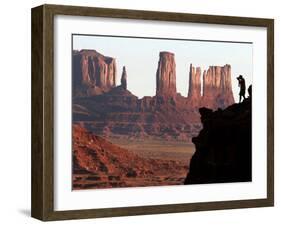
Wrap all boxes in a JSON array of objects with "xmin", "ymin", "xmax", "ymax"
[{"xmin": 237, "ymin": 75, "xmax": 246, "ymax": 103}]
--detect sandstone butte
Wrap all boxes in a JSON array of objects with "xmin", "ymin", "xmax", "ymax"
[
  {"xmin": 72, "ymin": 49, "xmax": 117, "ymax": 96},
  {"xmin": 73, "ymin": 50, "xmax": 234, "ymax": 107},
  {"xmin": 72, "ymin": 50, "xmax": 236, "ymax": 141}
]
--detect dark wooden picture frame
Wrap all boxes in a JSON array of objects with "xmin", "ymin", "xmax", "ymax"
[{"xmin": 31, "ymin": 4, "xmax": 274, "ymax": 221}]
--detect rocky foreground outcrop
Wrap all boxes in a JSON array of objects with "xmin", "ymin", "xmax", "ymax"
[
  {"xmin": 72, "ymin": 124, "xmax": 187, "ymax": 189},
  {"xmin": 184, "ymin": 96, "xmax": 251, "ymax": 184}
]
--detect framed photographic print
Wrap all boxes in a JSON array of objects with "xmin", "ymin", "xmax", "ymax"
[{"xmin": 31, "ymin": 4, "xmax": 274, "ymax": 221}]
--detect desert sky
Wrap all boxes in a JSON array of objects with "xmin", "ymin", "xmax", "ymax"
[{"xmin": 73, "ymin": 34, "xmax": 253, "ymax": 103}]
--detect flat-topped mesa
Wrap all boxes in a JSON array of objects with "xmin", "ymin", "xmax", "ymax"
[
  {"xmin": 121, "ymin": 66, "xmax": 127, "ymax": 90},
  {"xmin": 188, "ymin": 64, "xmax": 201, "ymax": 105},
  {"xmin": 202, "ymin": 64, "xmax": 234, "ymax": 109},
  {"xmin": 73, "ymin": 49, "xmax": 117, "ymax": 96},
  {"xmin": 156, "ymin": 51, "xmax": 177, "ymax": 97}
]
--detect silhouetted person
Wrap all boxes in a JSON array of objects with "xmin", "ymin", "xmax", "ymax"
[{"xmin": 237, "ymin": 75, "xmax": 246, "ymax": 103}]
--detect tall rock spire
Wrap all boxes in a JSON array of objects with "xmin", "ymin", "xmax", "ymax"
[
  {"xmin": 188, "ymin": 64, "xmax": 201, "ymax": 103},
  {"xmin": 156, "ymin": 52, "xmax": 177, "ymax": 97},
  {"xmin": 121, "ymin": 66, "xmax": 127, "ymax": 90}
]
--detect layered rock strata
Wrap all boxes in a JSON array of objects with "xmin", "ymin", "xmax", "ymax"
[{"xmin": 72, "ymin": 50, "xmax": 237, "ymax": 141}]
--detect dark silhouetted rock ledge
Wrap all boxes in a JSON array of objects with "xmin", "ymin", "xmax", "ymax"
[{"xmin": 184, "ymin": 96, "xmax": 252, "ymax": 184}]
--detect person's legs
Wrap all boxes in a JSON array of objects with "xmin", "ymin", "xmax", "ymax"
[{"xmin": 239, "ymin": 94, "xmax": 242, "ymax": 103}]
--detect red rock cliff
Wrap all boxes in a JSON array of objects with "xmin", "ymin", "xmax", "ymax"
[
  {"xmin": 202, "ymin": 64, "xmax": 234, "ymax": 109},
  {"xmin": 188, "ymin": 64, "xmax": 201, "ymax": 106},
  {"xmin": 73, "ymin": 50, "xmax": 116, "ymax": 96},
  {"xmin": 156, "ymin": 52, "xmax": 177, "ymax": 97}
]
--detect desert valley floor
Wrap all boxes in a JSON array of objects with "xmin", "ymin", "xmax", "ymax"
[
  {"xmin": 72, "ymin": 125, "xmax": 195, "ymax": 190},
  {"xmin": 110, "ymin": 139, "xmax": 195, "ymax": 162}
]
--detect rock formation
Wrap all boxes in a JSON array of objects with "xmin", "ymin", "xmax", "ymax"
[
  {"xmin": 73, "ymin": 90, "xmax": 201, "ymax": 142},
  {"xmin": 184, "ymin": 95, "xmax": 252, "ymax": 184},
  {"xmin": 73, "ymin": 49, "xmax": 116, "ymax": 96},
  {"xmin": 71, "ymin": 49, "xmax": 253, "ymax": 190},
  {"xmin": 188, "ymin": 64, "xmax": 201, "ymax": 106},
  {"xmin": 156, "ymin": 52, "xmax": 177, "ymax": 97},
  {"xmin": 201, "ymin": 64, "xmax": 234, "ymax": 109},
  {"xmin": 121, "ymin": 66, "xmax": 127, "ymax": 90},
  {"xmin": 72, "ymin": 50, "xmax": 238, "ymax": 142}
]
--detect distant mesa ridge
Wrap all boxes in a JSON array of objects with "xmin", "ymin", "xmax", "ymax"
[
  {"xmin": 72, "ymin": 49, "xmax": 235, "ymax": 141},
  {"xmin": 73, "ymin": 49, "xmax": 234, "ymax": 109}
]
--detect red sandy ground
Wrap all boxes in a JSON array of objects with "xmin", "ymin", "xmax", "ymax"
[{"xmin": 73, "ymin": 124, "xmax": 188, "ymax": 190}]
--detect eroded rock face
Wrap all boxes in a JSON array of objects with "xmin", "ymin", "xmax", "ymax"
[
  {"xmin": 156, "ymin": 52, "xmax": 177, "ymax": 97},
  {"xmin": 188, "ymin": 64, "xmax": 201, "ymax": 98},
  {"xmin": 121, "ymin": 66, "xmax": 127, "ymax": 90},
  {"xmin": 201, "ymin": 64, "xmax": 234, "ymax": 109},
  {"xmin": 72, "ymin": 50, "xmax": 237, "ymax": 142},
  {"xmin": 73, "ymin": 50, "xmax": 116, "ymax": 96},
  {"xmin": 73, "ymin": 91, "xmax": 202, "ymax": 142},
  {"xmin": 184, "ymin": 97, "xmax": 252, "ymax": 184},
  {"xmin": 188, "ymin": 64, "xmax": 201, "ymax": 106}
]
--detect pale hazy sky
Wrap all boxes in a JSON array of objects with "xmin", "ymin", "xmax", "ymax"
[{"xmin": 73, "ymin": 34, "xmax": 253, "ymax": 103}]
